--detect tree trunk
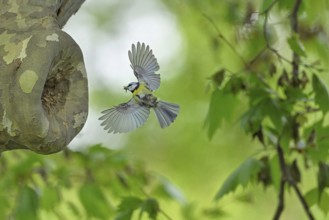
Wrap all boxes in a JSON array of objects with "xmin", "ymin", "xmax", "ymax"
[{"xmin": 0, "ymin": 0, "xmax": 88, "ymax": 154}]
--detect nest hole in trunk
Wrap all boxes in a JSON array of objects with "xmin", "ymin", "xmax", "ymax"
[{"xmin": 41, "ymin": 61, "xmax": 72, "ymax": 114}]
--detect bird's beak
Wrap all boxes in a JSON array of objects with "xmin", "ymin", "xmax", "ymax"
[{"xmin": 123, "ymin": 86, "xmax": 128, "ymax": 92}]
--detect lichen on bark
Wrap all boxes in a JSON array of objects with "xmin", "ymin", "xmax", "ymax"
[{"xmin": 0, "ymin": 0, "xmax": 88, "ymax": 154}]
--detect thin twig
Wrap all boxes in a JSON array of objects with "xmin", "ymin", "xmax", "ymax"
[
  {"xmin": 273, "ymin": 178, "xmax": 285, "ymax": 220},
  {"xmin": 290, "ymin": 0, "xmax": 302, "ymax": 33},
  {"xmin": 260, "ymin": 0, "xmax": 279, "ymax": 15},
  {"xmin": 203, "ymin": 13, "xmax": 248, "ymax": 67},
  {"xmin": 137, "ymin": 186, "xmax": 174, "ymax": 220},
  {"xmin": 290, "ymin": 0, "xmax": 303, "ymax": 87},
  {"xmin": 159, "ymin": 209, "xmax": 174, "ymax": 220},
  {"xmin": 286, "ymin": 2, "xmax": 314, "ymax": 217},
  {"xmin": 246, "ymin": 0, "xmax": 293, "ymax": 69},
  {"xmin": 262, "ymin": 1, "xmax": 292, "ymax": 65},
  {"xmin": 275, "ymin": 143, "xmax": 315, "ymax": 219},
  {"xmin": 273, "ymin": 1, "xmax": 316, "ymax": 219},
  {"xmin": 290, "ymin": 183, "xmax": 315, "ymax": 219},
  {"xmin": 273, "ymin": 144, "xmax": 287, "ymax": 220}
]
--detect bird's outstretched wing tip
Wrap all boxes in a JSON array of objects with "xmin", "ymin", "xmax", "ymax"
[
  {"xmin": 99, "ymin": 99, "xmax": 151, "ymax": 134},
  {"xmin": 129, "ymin": 42, "xmax": 161, "ymax": 89}
]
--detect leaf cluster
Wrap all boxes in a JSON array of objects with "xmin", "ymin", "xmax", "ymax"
[
  {"xmin": 203, "ymin": 0, "xmax": 329, "ymax": 217},
  {"xmin": 0, "ymin": 145, "xmax": 182, "ymax": 219}
]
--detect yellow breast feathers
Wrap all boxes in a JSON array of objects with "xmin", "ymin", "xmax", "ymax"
[{"xmin": 132, "ymin": 84, "xmax": 151, "ymax": 96}]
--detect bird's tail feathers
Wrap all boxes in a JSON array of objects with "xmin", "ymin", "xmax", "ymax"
[{"xmin": 154, "ymin": 101, "xmax": 179, "ymax": 128}]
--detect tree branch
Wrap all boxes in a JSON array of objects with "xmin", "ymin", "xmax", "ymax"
[
  {"xmin": 273, "ymin": 143, "xmax": 287, "ymax": 219},
  {"xmin": 0, "ymin": 0, "xmax": 88, "ymax": 154},
  {"xmin": 273, "ymin": 178, "xmax": 285, "ymax": 220},
  {"xmin": 290, "ymin": 0, "xmax": 302, "ymax": 87},
  {"xmin": 203, "ymin": 13, "xmax": 248, "ymax": 67},
  {"xmin": 57, "ymin": 0, "xmax": 86, "ymax": 28},
  {"xmin": 275, "ymin": 143, "xmax": 315, "ymax": 219},
  {"xmin": 290, "ymin": 183, "xmax": 314, "ymax": 220}
]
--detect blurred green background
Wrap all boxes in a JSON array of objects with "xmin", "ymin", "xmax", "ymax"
[
  {"xmin": 2, "ymin": 0, "xmax": 329, "ymax": 219},
  {"xmin": 66, "ymin": 0, "xmax": 328, "ymax": 219}
]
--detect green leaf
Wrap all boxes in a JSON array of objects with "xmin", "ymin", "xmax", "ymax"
[
  {"xmin": 306, "ymin": 189, "xmax": 329, "ymax": 214},
  {"xmin": 0, "ymin": 195, "xmax": 9, "ymax": 219},
  {"xmin": 141, "ymin": 198, "xmax": 159, "ymax": 220},
  {"xmin": 318, "ymin": 163, "xmax": 329, "ymax": 196},
  {"xmin": 248, "ymin": 86, "xmax": 270, "ymax": 105},
  {"xmin": 40, "ymin": 187, "xmax": 60, "ymax": 211},
  {"xmin": 215, "ymin": 158, "xmax": 262, "ymax": 200},
  {"xmin": 261, "ymin": 0, "xmax": 274, "ymax": 13},
  {"xmin": 181, "ymin": 203, "xmax": 197, "ymax": 220},
  {"xmin": 204, "ymin": 89, "xmax": 237, "ymax": 139},
  {"xmin": 304, "ymin": 121, "xmax": 329, "ymax": 163},
  {"xmin": 12, "ymin": 155, "xmax": 41, "ymax": 177},
  {"xmin": 118, "ymin": 197, "xmax": 143, "ymax": 212},
  {"xmin": 79, "ymin": 184, "xmax": 112, "ymax": 219},
  {"xmin": 54, "ymin": 167, "xmax": 72, "ymax": 188},
  {"xmin": 284, "ymin": 87, "xmax": 308, "ymax": 101},
  {"xmin": 305, "ymin": 188, "xmax": 319, "ymax": 207},
  {"xmin": 318, "ymin": 191, "xmax": 329, "ymax": 215},
  {"xmin": 240, "ymin": 106, "xmax": 263, "ymax": 134},
  {"xmin": 210, "ymin": 69, "xmax": 225, "ymax": 88},
  {"xmin": 257, "ymin": 156, "xmax": 272, "ymax": 188},
  {"xmin": 223, "ymin": 75, "xmax": 246, "ymax": 94},
  {"xmin": 115, "ymin": 197, "xmax": 143, "ymax": 220},
  {"xmin": 66, "ymin": 201, "xmax": 81, "ymax": 217},
  {"xmin": 279, "ymin": 123, "xmax": 292, "ymax": 152},
  {"xmin": 14, "ymin": 186, "xmax": 39, "ymax": 220},
  {"xmin": 264, "ymin": 98, "xmax": 285, "ymax": 131},
  {"xmin": 288, "ymin": 160, "xmax": 301, "ymax": 183},
  {"xmin": 278, "ymin": 0, "xmax": 295, "ymax": 10},
  {"xmin": 241, "ymin": 94, "xmax": 287, "ymax": 135},
  {"xmin": 312, "ymin": 74, "xmax": 329, "ymax": 114},
  {"xmin": 269, "ymin": 155, "xmax": 281, "ymax": 191},
  {"xmin": 115, "ymin": 211, "xmax": 133, "ymax": 220},
  {"xmin": 203, "ymin": 206, "xmax": 226, "ymax": 218},
  {"xmin": 287, "ymin": 34, "xmax": 307, "ymax": 57},
  {"xmin": 269, "ymin": 63, "xmax": 277, "ymax": 77}
]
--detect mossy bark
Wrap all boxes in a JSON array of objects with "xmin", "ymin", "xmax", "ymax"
[{"xmin": 0, "ymin": 0, "xmax": 88, "ymax": 154}]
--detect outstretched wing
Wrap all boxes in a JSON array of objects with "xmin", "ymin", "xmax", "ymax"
[
  {"xmin": 128, "ymin": 42, "xmax": 160, "ymax": 91},
  {"xmin": 99, "ymin": 98, "xmax": 150, "ymax": 133}
]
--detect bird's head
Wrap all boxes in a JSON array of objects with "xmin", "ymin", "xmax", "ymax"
[{"xmin": 124, "ymin": 82, "xmax": 139, "ymax": 93}]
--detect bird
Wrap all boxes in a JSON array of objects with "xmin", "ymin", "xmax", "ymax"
[{"xmin": 99, "ymin": 42, "xmax": 180, "ymax": 133}]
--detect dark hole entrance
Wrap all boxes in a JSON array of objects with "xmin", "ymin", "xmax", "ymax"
[{"xmin": 41, "ymin": 61, "xmax": 71, "ymax": 114}]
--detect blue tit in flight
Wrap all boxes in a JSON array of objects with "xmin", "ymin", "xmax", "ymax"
[{"xmin": 99, "ymin": 42, "xmax": 179, "ymax": 133}]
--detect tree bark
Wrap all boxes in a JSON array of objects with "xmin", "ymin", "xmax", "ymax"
[{"xmin": 0, "ymin": 0, "xmax": 88, "ymax": 154}]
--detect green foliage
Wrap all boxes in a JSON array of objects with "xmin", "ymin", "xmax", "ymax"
[
  {"xmin": 14, "ymin": 186, "xmax": 39, "ymax": 220},
  {"xmin": 0, "ymin": 145, "xmax": 180, "ymax": 219},
  {"xmin": 40, "ymin": 187, "xmax": 60, "ymax": 211},
  {"xmin": 200, "ymin": 0, "xmax": 329, "ymax": 218},
  {"xmin": 115, "ymin": 196, "xmax": 160, "ymax": 219},
  {"xmin": 305, "ymin": 188, "xmax": 329, "ymax": 215},
  {"xmin": 287, "ymin": 34, "xmax": 307, "ymax": 57},
  {"xmin": 204, "ymin": 88, "xmax": 237, "ymax": 139},
  {"xmin": 318, "ymin": 163, "xmax": 329, "ymax": 196},
  {"xmin": 116, "ymin": 197, "xmax": 143, "ymax": 220},
  {"xmin": 140, "ymin": 198, "xmax": 160, "ymax": 219},
  {"xmin": 79, "ymin": 184, "xmax": 112, "ymax": 219},
  {"xmin": 312, "ymin": 74, "xmax": 329, "ymax": 113},
  {"xmin": 318, "ymin": 192, "xmax": 329, "ymax": 215},
  {"xmin": 202, "ymin": 206, "xmax": 226, "ymax": 218},
  {"xmin": 215, "ymin": 158, "xmax": 262, "ymax": 200},
  {"xmin": 2, "ymin": 0, "xmax": 329, "ymax": 219}
]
